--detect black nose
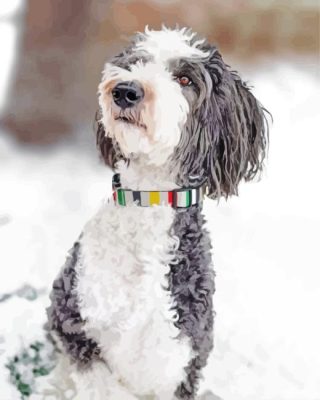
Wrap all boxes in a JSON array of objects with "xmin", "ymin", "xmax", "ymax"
[{"xmin": 112, "ymin": 81, "xmax": 144, "ymax": 109}]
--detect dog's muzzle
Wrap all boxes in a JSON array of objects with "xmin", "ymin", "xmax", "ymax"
[{"xmin": 112, "ymin": 81, "xmax": 144, "ymax": 109}]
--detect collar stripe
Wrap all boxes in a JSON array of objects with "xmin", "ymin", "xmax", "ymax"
[
  {"xmin": 118, "ymin": 189, "xmax": 126, "ymax": 206},
  {"xmin": 150, "ymin": 191, "xmax": 160, "ymax": 205},
  {"xmin": 113, "ymin": 188, "xmax": 203, "ymax": 208},
  {"xmin": 112, "ymin": 174, "xmax": 205, "ymax": 208},
  {"xmin": 132, "ymin": 191, "xmax": 140, "ymax": 204}
]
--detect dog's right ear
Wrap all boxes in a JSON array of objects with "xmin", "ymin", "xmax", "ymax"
[
  {"xmin": 202, "ymin": 57, "xmax": 269, "ymax": 199},
  {"xmin": 95, "ymin": 110, "xmax": 123, "ymax": 169}
]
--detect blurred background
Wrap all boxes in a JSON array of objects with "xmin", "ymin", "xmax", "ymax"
[
  {"xmin": 0, "ymin": 1, "xmax": 319, "ymax": 399},
  {"xmin": 0, "ymin": 0, "xmax": 318, "ymax": 142}
]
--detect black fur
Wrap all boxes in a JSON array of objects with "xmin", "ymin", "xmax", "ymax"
[
  {"xmin": 168, "ymin": 206, "xmax": 215, "ymax": 399},
  {"xmin": 47, "ymin": 28, "xmax": 269, "ymax": 398},
  {"xmin": 171, "ymin": 45, "xmax": 269, "ymax": 198},
  {"xmin": 47, "ymin": 241, "xmax": 101, "ymax": 368}
]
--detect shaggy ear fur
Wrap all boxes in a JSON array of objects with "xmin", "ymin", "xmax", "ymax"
[
  {"xmin": 171, "ymin": 48, "xmax": 268, "ymax": 199},
  {"xmin": 204, "ymin": 66, "xmax": 269, "ymax": 199},
  {"xmin": 95, "ymin": 110, "xmax": 124, "ymax": 169}
]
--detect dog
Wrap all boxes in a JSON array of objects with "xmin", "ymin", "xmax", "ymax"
[{"xmin": 34, "ymin": 27, "xmax": 268, "ymax": 400}]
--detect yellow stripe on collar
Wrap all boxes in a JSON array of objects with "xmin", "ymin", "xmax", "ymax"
[{"xmin": 149, "ymin": 191, "xmax": 160, "ymax": 205}]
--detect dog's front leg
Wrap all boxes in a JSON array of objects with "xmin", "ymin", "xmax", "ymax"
[
  {"xmin": 31, "ymin": 355, "xmax": 138, "ymax": 400},
  {"xmin": 74, "ymin": 360, "xmax": 139, "ymax": 400}
]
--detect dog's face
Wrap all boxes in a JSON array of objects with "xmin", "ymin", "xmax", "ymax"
[{"xmin": 97, "ymin": 27, "xmax": 268, "ymax": 198}]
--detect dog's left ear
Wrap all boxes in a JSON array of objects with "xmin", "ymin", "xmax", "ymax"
[
  {"xmin": 95, "ymin": 110, "xmax": 124, "ymax": 169},
  {"xmin": 204, "ymin": 69, "xmax": 269, "ymax": 199}
]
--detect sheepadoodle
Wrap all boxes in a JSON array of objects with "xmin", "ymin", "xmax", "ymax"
[{"xmin": 34, "ymin": 27, "xmax": 268, "ymax": 400}]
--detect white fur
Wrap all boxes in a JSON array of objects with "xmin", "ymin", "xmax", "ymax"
[
  {"xmin": 32, "ymin": 356, "xmax": 139, "ymax": 400},
  {"xmin": 139, "ymin": 27, "xmax": 208, "ymax": 62},
  {"xmin": 76, "ymin": 197, "xmax": 193, "ymax": 398},
  {"xmin": 99, "ymin": 61, "xmax": 189, "ymax": 166},
  {"xmin": 38, "ymin": 27, "xmax": 207, "ymax": 399},
  {"xmin": 98, "ymin": 27, "xmax": 209, "ymax": 167},
  {"xmin": 33, "ymin": 190, "xmax": 193, "ymax": 399},
  {"xmin": 116, "ymin": 159, "xmax": 179, "ymax": 191},
  {"xmin": 95, "ymin": 28, "xmax": 200, "ymax": 397}
]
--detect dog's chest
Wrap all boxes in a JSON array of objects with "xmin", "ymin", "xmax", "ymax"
[
  {"xmin": 76, "ymin": 203, "xmax": 191, "ymax": 393},
  {"xmin": 78, "ymin": 202, "xmax": 177, "ymax": 325}
]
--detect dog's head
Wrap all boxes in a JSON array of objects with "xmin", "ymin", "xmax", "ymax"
[{"xmin": 97, "ymin": 27, "xmax": 268, "ymax": 198}]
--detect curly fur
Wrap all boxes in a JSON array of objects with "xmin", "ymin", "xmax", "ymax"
[
  {"xmin": 46, "ymin": 240, "xmax": 101, "ymax": 367},
  {"xmin": 169, "ymin": 207, "xmax": 214, "ymax": 399},
  {"xmin": 38, "ymin": 26, "xmax": 268, "ymax": 400},
  {"xmin": 172, "ymin": 59, "xmax": 268, "ymax": 198}
]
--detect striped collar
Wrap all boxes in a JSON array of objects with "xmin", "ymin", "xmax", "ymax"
[{"xmin": 112, "ymin": 174, "xmax": 205, "ymax": 208}]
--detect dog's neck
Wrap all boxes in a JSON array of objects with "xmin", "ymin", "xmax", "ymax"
[{"xmin": 115, "ymin": 158, "xmax": 179, "ymax": 191}]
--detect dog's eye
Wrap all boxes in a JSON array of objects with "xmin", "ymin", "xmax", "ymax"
[{"xmin": 176, "ymin": 76, "xmax": 192, "ymax": 87}]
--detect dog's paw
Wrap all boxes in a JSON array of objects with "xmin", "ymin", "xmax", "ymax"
[{"xmin": 31, "ymin": 373, "xmax": 76, "ymax": 400}]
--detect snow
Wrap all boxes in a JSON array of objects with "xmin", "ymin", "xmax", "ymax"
[{"xmin": 1, "ymin": 10, "xmax": 320, "ymax": 400}]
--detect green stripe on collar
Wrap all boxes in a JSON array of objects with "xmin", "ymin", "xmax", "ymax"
[{"xmin": 112, "ymin": 174, "xmax": 205, "ymax": 208}]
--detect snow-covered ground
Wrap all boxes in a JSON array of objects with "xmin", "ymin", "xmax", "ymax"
[{"xmin": 1, "ymin": 5, "xmax": 320, "ymax": 399}]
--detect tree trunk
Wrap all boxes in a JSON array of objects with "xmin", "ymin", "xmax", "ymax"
[{"xmin": 1, "ymin": 0, "xmax": 92, "ymax": 143}]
